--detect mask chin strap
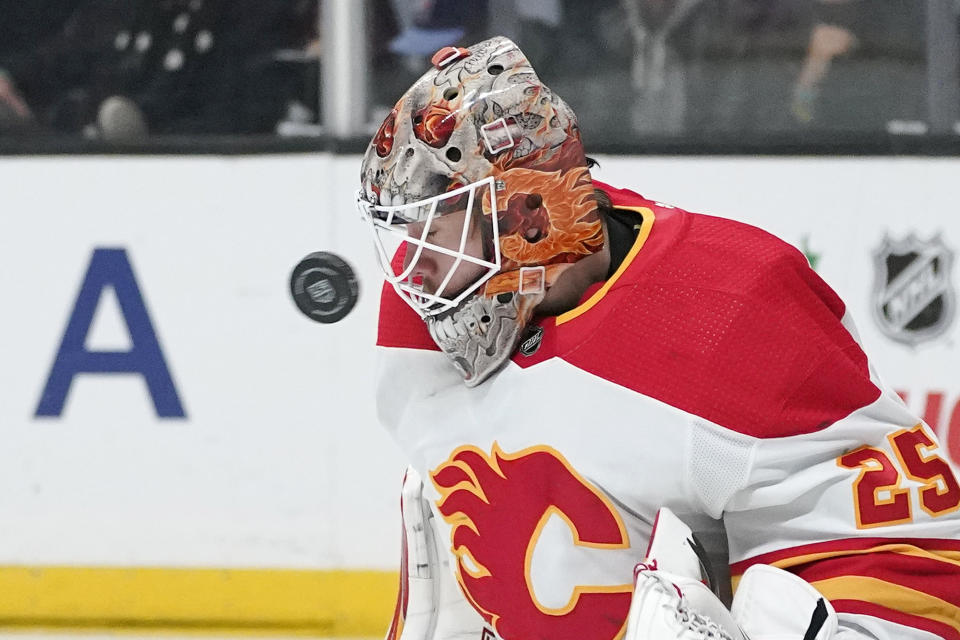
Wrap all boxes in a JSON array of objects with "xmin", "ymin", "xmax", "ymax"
[{"xmin": 480, "ymin": 265, "xmax": 547, "ymax": 302}]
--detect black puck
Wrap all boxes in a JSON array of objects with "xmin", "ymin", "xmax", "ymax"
[{"xmin": 289, "ymin": 251, "xmax": 359, "ymax": 324}]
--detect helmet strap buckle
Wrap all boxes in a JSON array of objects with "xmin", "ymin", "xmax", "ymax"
[
  {"xmin": 518, "ymin": 266, "xmax": 546, "ymax": 295},
  {"xmin": 481, "ymin": 117, "xmax": 517, "ymax": 154}
]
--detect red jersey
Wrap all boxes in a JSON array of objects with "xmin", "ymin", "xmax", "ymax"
[{"xmin": 376, "ymin": 181, "xmax": 960, "ymax": 640}]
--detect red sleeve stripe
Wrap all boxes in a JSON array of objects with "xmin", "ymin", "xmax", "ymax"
[
  {"xmin": 730, "ymin": 540, "xmax": 960, "ymax": 639},
  {"xmin": 830, "ymin": 598, "xmax": 960, "ymax": 640},
  {"xmin": 790, "ymin": 551, "xmax": 960, "ymax": 608},
  {"xmin": 730, "ymin": 537, "xmax": 960, "ymax": 575},
  {"xmin": 730, "ymin": 542, "xmax": 960, "ymax": 596}
]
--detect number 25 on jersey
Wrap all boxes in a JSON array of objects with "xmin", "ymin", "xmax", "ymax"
[{"xmin": 837, "ymin": 423, "xmax": 960, "ymax": 529}]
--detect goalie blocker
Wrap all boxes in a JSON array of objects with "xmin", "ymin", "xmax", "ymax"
[{"xmin": 626, "ymin": 507, "xmax": 837, "ymax": 640}]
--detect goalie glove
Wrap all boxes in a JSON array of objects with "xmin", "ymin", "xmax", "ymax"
[
  {"xmin": 624, "ymin": 568, "xmax": 837, "ymax": 640},
  {"xmin": 643, "ymin": 506, "xmax": 717, "ymax": 591},
  {"xmin": 626, "ymin": 565, "xmax": 748, "ymax": 640},
  {"xmin": 624, "ymin": 507, "xmax": 748, "ymax": 640},
  {"xmin": 628, "ymin": 507, "xmax": 838, "ymax": 640}
]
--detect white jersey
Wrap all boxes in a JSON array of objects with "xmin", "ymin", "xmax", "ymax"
[{"xmin": 375, "ymin": 184, "xmax": 960, "ymax": 640}]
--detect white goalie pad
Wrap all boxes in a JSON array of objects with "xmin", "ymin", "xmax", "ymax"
[
  {"xmin": 731, "ymin": 564, "xmax": 838, "ymax": 640},
  {"xmin": 389, "ymin": 468, "xmax": 489, "ymax": 640},
  {"xmin": 389, "ymin": 467, "xmax": 441, "ymax": 640}
]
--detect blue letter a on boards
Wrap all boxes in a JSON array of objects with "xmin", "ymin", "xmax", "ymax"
[{"xmin": 35, "ymin": 248, "xmax": 186, "ymax": 418}]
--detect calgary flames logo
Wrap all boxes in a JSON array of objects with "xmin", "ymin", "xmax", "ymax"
[{"xmin": 430, "ymin": 444, "xmax": 633, "ymax": 640}]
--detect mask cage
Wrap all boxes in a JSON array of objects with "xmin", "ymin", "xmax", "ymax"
[{"xmin": 358, "ymin": 177, "xmax": 502, "ymax": 317}]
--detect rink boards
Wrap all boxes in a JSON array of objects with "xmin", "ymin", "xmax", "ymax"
[{"xmin": 1, "ymin": 154, "xmax": 958, "ymax": 633}]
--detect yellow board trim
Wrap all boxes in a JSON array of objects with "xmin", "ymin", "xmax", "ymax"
[
  {"xmin": 556, "ymin": 206, "xmax": 656, "ymax": 326},
  {"xmin": 812, "ymin": 575, "xmax": 960, "ymax": 633},
  {"xmin": 0, "ymin": 566, "xmax": 397, "ymax": 636}
]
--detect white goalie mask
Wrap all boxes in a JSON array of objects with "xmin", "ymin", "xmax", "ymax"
[{"xmin": 357, "ymin": 37, "xmax": 602, "ymax": 386}]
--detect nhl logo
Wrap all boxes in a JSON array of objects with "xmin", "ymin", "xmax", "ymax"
[
  {"xmin": 518, "ymin": 325, "xmax": 544, "ymax": 357},
  {"xmin": 871, "ymin": 233, "xmax": 955, "ymax": 345},
  {"xmin": 307, "ymin": 278, "xmax": 336, "ymax": 304}
]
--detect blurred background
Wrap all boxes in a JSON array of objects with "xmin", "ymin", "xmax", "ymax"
[
  {"xmin": 1, "ymin": 1, "xmax": 959, "ymax": 639},
  {"xmin": 1, "ymin": 0, "xmax": 957, "ymax": 146}
]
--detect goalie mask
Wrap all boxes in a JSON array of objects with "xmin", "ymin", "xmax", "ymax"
[{"xmin": 358, "ymin": 36, "xmax": 602, "ymax": 386}]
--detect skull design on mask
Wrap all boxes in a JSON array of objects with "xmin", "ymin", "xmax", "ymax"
[{"xmin": 357, "ymin": 37, "xmax": 602, "ymax": 385}]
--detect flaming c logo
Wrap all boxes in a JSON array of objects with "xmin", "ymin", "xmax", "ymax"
[{"xmin": 430, "ymin": 444, "xmax": 633, "ymax": 640}]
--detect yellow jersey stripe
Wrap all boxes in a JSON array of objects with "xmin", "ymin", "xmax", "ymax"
[
  {"xmin": 557, "ymin": 207, "xmax": 656, "ymax": 325},
  {"xmin": 812, "ymin": 575, "xmax": 960, "ymax": 632},
  {"xmin": 733, "ymin": 544, "xmax": 960, "ymax": 577}
]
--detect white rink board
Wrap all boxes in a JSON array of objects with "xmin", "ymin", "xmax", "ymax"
[
  {"xmin": 0, "ymin": 154, "xmax": 958, "ymax": 571},
  {"xmin": 0, "ymin": 155, "xmax": 405, "ymax": 569}
]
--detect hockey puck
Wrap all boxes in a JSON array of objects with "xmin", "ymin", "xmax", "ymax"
[{"xmin": 289, "ymin": 251, "xmax": 359, "ymax": 324}]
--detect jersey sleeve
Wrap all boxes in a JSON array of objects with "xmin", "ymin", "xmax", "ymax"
[{"xmin": 707, "ymin": 257, "xmax": 960, "ymax": 639}]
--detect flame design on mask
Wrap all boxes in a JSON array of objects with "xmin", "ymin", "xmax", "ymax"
[
  {"xmin": 413, "ymin": 103, "xmax": 457, "ymax": 148},
  {"xmin": 373, "ymin": 108, "xmax": 398, "ymax": 158},
  {"xmin": 489, "ymin": 166, "xmax": 601, "ymax": 268}
]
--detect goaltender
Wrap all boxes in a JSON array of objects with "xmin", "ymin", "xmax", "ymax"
[{"xmin": 355, "ymin": 36, "xmax": 960, "ymax": 640}]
